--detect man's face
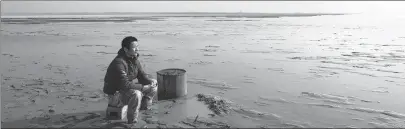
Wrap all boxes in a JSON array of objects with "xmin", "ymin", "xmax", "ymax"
[{"xmin": 124, "ymin": 41, "xmax": 139, "ymax": 58}]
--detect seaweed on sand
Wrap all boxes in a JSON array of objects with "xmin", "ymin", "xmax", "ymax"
[{"xmin": 196, "ymin": 94, "xmax": 232, "ymax": 115}]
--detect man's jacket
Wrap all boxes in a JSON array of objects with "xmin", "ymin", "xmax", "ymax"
[{"xmin": 103, "ymin": 48, "xmax": 152, "ymax": 95}]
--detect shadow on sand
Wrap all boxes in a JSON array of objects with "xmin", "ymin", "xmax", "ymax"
[{"xmin": 2, "ymin": 110, "xmax": 134, "ymax": 128}]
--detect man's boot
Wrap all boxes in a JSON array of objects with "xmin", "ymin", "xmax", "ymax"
[{"xmin": 125, "ymin": 114, "xmax": 138, "ymax": 129}]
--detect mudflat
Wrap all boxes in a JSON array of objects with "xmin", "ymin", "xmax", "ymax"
[{"xmin": 2, "ymin": 13, "xmax": 405, "ymax": 128}]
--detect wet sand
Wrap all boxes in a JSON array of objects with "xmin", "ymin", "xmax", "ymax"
[{"xmin": 2, "ymin": 13, "xmax": 405, "ymax": 128}]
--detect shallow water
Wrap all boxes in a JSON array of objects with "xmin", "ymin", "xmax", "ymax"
[{"xmin": 1, "ymin": 13, "xmax": 405, "ymax": 127}]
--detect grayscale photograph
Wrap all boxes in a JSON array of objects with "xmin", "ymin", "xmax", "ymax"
[{"xmin": 1, "ymin": 1, "xmax": 405, "ymax": 128}]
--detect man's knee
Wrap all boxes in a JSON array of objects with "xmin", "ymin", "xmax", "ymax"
[{"xmin": 128, "ymin": 89, "xmax": 143, "ymax": 100}]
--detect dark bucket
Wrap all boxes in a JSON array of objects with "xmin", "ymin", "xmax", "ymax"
[{"xmin": 156, "ymin": 68, "xmax": 187, "ymax": 100}]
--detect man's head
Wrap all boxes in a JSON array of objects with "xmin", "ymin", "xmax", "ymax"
[{"xmin": 121, "ymin": 36, "xmax": 139, "ymax": 58}]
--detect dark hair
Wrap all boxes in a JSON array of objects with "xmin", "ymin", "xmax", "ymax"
[{"xmin": 121, "ymin": 36, "xmax": 138, "ymax": 49}]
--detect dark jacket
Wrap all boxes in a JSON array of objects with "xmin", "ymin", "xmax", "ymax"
[{"xmin": 103, "ymin": 48, "xmax": 152, "ymax": 95}]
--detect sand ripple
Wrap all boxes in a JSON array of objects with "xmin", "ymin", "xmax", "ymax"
[
  {"xmin": 301, "ymin": 92, "xmax": 350, "ymax": 102},
  {"xmin": 300, "ymin": 92, "xmax": 380, "ymax": 107},
  {"xmin": 258, "ymin": 96, "xmax": 295, "ymax": 104},
  {"xmin": 188, "ymin": 78, "xmax": 237, "ymax": 90},
  {"xmin": 347, "ymin": 107, "xmax": 405, "ymax": 119}
]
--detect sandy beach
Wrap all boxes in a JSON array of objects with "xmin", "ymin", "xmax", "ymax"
[{"xmin": 2, "ymin": 12, "xmax": 405, "ymax": 128}]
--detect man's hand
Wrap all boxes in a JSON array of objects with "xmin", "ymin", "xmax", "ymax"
[{"xmin": 150, "ymin": 79, "xmax": 157, "ymax": 87}]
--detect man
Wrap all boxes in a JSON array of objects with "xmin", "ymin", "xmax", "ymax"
[{"xmin": 103, "ymin": 36, "xmax": 158, "ymax": 124}]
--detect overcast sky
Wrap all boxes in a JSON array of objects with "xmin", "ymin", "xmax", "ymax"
[{"xmin": 2, "ymin": 1, "xmax": 405, "ymax": 14}]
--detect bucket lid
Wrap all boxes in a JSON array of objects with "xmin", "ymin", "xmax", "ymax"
[{"xmin": 157, "ymin": 68, "xmax": 186, "ymax": 76}]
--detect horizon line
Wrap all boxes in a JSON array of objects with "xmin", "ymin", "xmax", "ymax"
[{"xmin": 2, "ymin": 12, "xmax": 352, "ymax": 15}]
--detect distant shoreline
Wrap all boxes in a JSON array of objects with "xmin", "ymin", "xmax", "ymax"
[
  {"xmin": 1, "ymin": 12, "xmax": 348, "ymax": 19},
  {"xmin": 2, "ymin": 12, "xmax": 349, "ymax": 16},
  {"xmin": 1, "ymin": 12, "xmax": 348, "ymax": 24}
]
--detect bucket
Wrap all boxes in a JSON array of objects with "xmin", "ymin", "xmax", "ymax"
[{"xmin": 157, "ymin": 68, "xmax": 187, "ymax": 100}]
